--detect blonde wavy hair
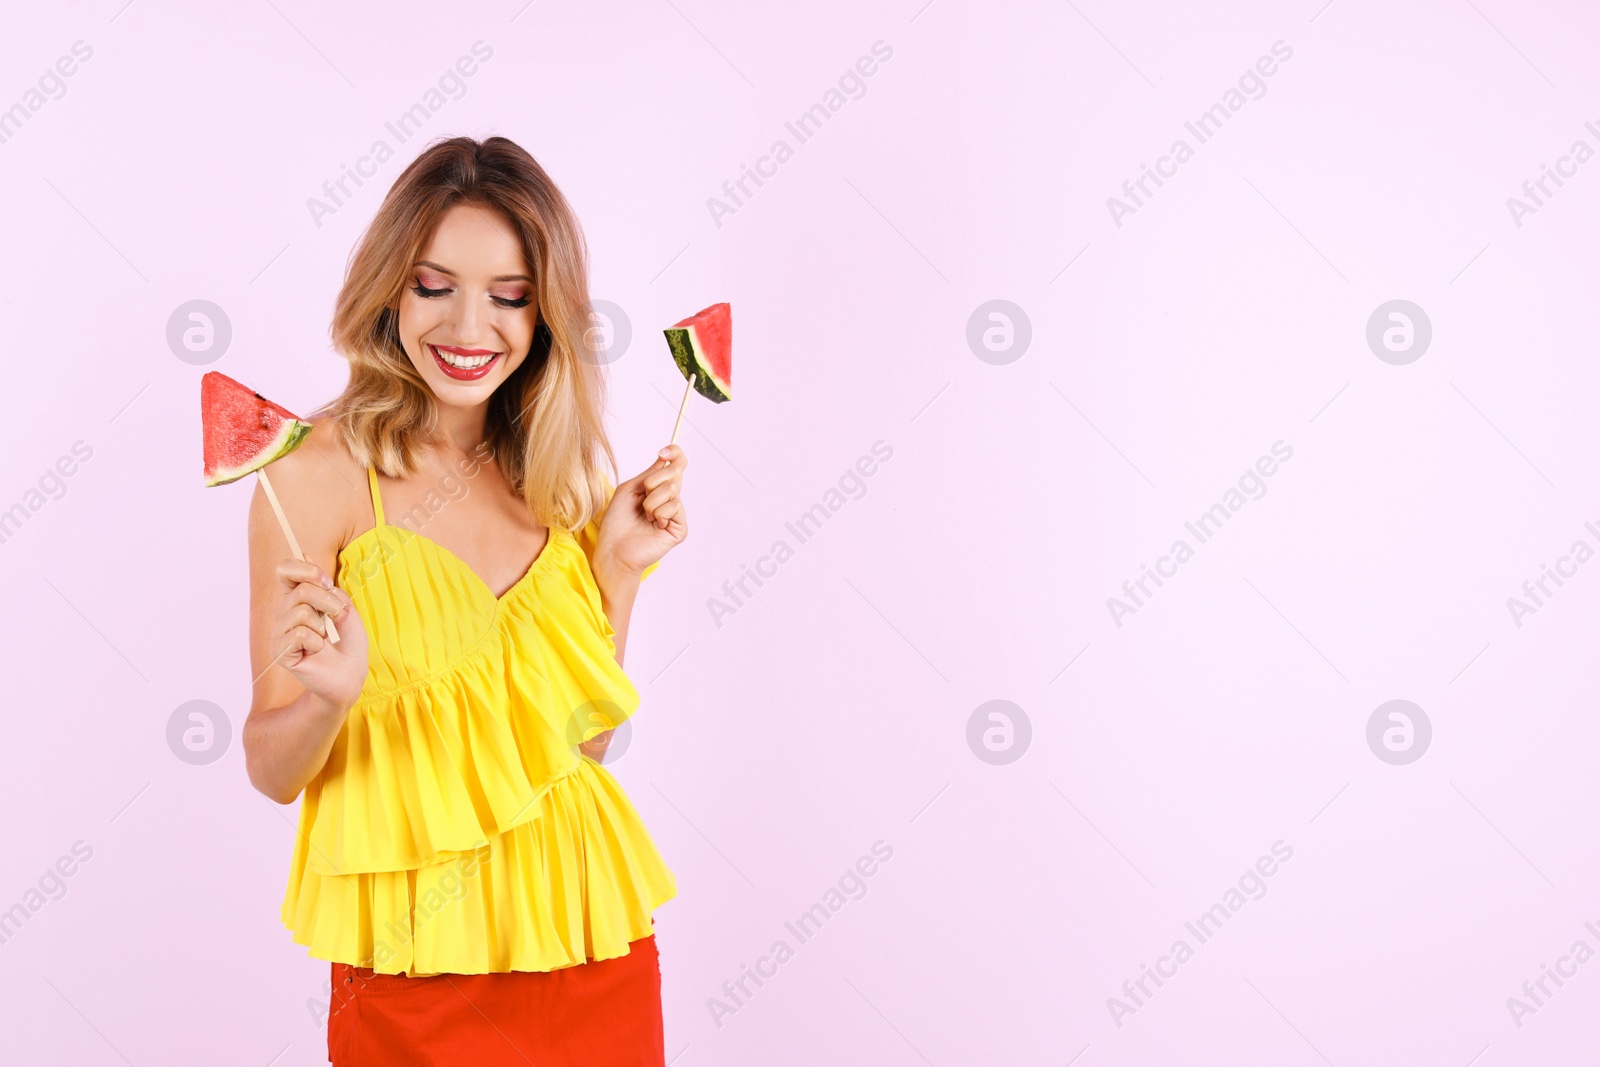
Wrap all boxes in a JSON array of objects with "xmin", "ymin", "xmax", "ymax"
[{"xmin": 317, "ymin": 135, "xmax": 616, "ymax": 532}]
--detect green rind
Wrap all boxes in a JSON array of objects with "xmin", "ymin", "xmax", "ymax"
[
  {"xmin": 664, "ymin": 327, "xmax": 731, "ymax": 402},
  {"xmin": 205, "ymin": 418, "xmax": 313, "ymax": 486}
]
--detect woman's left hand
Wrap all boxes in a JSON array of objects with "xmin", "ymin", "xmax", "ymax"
[{"xmin": 594, "ymin": 444, "xmax": 689, "ymax": 578}]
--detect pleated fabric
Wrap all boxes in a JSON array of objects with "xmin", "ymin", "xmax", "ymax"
[{"xmin": 279, "ymin": 470, "xmax": 673, "ymax": 977}]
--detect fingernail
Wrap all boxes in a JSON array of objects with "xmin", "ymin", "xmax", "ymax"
[
  {"xmin": 658, "ymin": 447, "xmax": 672, "ymax": 458},
  {"xmin": 321, "ymin": 572, "xmax": 333, "ymax": 589}
]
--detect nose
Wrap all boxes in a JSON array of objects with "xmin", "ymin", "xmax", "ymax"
[{"xmin": 445, "ymin": 293, "xmax": 489, "ymax": 348}]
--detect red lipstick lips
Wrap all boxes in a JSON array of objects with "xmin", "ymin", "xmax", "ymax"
[{"xmin": 429, "ymin": 344, "xmax": 502, "ymax": 381}]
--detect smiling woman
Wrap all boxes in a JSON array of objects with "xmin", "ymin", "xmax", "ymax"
[
  {"xmin": 239, "ymin": 136, "xmax": 688, "ymax": 1067},
  {"xmin": 317, "ymin": 140, "xmax": 617, "ymax": 532}
]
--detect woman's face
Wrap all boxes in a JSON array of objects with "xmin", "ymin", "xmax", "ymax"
[{"xmin": 395, "ymin": 202, "xmax": 538, "ymax": 410}]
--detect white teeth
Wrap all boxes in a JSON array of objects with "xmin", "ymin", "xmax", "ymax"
[{"xmin": 433, "ymin": 346, "xmax": 496, "ymax": 369}]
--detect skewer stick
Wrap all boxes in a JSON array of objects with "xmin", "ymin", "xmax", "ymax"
[
  {"xmin": 258, "ymin": 466, "xmax": 341, "ymax": 645},
  {"xmin": 668, "ymin": 373, "xmax": 695, "ymax": 448}
]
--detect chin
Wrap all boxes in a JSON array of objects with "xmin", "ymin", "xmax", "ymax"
[{"xmin": 424, "ymin": 372, "xmax": 508, "ymax": 404}]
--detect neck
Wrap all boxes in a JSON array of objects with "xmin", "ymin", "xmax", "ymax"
[{"xmin": 434, "ymin": 401, "xmax": 491, "ymax": 459}]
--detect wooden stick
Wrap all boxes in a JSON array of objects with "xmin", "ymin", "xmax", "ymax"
[
  {"xmin": 669, "ymin": 373, "xmax": 695, "ymax": 447},
  {"xmin": 258, "ymin": 466, "xmax": 341, "ymax": 645}
]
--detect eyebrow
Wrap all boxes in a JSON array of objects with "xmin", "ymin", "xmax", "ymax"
[{"xmin": 414, "ymin": 260, "xmax": 534, "ymax": 283}]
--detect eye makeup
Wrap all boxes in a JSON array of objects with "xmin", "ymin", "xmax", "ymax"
[{"xmin": 408, "ymin": 281, "xmax": 533, "ymax": 309}]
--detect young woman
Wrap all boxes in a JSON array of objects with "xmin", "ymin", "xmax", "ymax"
[{"xmin": 241, "ymin": 136, "xmax": 685, "ymax": 1065}]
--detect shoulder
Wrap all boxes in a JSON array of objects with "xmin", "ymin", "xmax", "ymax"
[{"xmin": 246, "ymin": 420, "xmax": 371, "ymax": 560}]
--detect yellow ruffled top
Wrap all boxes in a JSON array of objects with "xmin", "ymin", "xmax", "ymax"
[{"xmin": 278, "ymin": 466, "xmax": 673, "ymax": 976}]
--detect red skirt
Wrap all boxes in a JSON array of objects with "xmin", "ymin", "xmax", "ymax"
[{"xmin": 327, "ymin": 934, "xmax": 664, "ymax": 1066}]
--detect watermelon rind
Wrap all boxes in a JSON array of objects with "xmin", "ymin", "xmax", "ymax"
[
  {"xmin": 205, "ymin": 417, "xmax": 312, "ymax": 487},
  {"xmin": 664, "ymin": 325, "xmax": 732, "ymax": 403}
]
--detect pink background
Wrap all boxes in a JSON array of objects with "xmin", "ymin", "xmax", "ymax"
[{"xmin": 3, "ymin": 0, "xmax": 1598, "ymax": 1063}]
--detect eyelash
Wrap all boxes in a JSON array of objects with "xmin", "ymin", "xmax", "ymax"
[{"xmin": 410, "ymin": 282, "xmax": 531, "ymax": 309}]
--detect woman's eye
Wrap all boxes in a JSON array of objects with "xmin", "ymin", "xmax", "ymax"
[{"xmin": 411, "ymin": 281, "xmax": 529, "ymax": 308}]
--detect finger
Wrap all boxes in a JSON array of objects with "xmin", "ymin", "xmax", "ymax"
[
  {"xmin": 327, "ymin": 590, "xmax": 365, "ymax": 647},
  {"xmin": 641, "ymin": 482, "xmax": 678, "ymax": 516},
  {"xmin": 626, "ymin": 459, "xmax": 668, "ymax": 491},
  {"xmin": 283, "ymin": 603, "xmax": 328, "ymax": 637},
  {"xmin": 656, "ymin": 444, "xmax": 687, "ymax": 468},
  {"xmin": 276, "ymin": 559, "xmax": 331, "ymax": 592},
  {"xmin": 332, "ymin": 588, "xmax": 358, "ymax": 621},
  {"xmin": 267, "ymin": 629, "xmax": 307, "ymax": 671},
  {"xmin": 633, "ymin": 448, "xmax": 681, "ymax": 485},
  {"xmin": 284, "ymin": 624, "xmax": 327, "ymax": 657},
  {"xmin": 641, "ymin": 463, "xmax": 683, "ymax": 493},
  {"xmin": 650, "ymin": 499, "xmax": 683, "ymax": 529},
  {"xmin": 285, "ymin": 580, "xmax": 345, "ymax": 616},
  {"xmin": 273, "ymin": 625, "xmax": 322, "ymax": 667}
]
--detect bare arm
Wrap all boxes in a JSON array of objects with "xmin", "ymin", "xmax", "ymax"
[
  {"xmin": 241, "ymin": 430, "xmax": 370, "ymax": 804},
  {"xmin": 572, "ymin": 443, "xmax": 689, "ymax": 765},
  {"xmin": 595, "ymin": 566, "xmax": 642, "ymax": 668},
  {"xmin": 241, "ymin": 554, "xmax": 364, "ymax": 803},
  {"xmin": 578, "ymin": 566, "xmax": 641, "ymax": 763}
]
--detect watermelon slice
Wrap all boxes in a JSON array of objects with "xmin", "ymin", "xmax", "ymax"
[
  {"xmin": 201, "ymin": 371, "xmax": 313, "ymax": 486},
  {"xmin": 664, "ymin": 302, "xmax": 732, "ymax": 403}
]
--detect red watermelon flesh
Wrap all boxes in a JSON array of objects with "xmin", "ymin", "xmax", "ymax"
[
  {"xmin": 664, "ymin": 302, "xmax": 731, "ymax": 403},
  {"xmin": 201, "ymin": 371, "xmax": 313, "ymax": 486}
]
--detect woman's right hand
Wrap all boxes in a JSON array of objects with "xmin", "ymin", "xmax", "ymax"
[{"xmin": 273, "ymin": 559, "xmax": 369, "ymax": 713}]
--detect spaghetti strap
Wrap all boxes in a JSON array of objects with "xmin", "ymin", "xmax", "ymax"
[{"xmin": 366, "ymin": 465, "xmax": 386, "ymax": 527}]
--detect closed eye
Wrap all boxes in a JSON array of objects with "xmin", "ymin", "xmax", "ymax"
[{"xmin": 410, "ymin": 283, "xmax": 531, "ymax": 310}]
